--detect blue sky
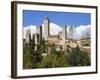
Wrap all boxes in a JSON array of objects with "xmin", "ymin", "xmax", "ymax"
[{"xmin": 23, "ymin": 10, "xmax": 91, "ymax": 27}]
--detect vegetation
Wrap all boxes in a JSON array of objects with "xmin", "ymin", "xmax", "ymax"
[
  {"xmin": 23, "ymin": 37, "xmax": 91, "ymax": 69},
  {"xmin": 67, "ymin": 46, "xmax": 90, "ymax": 66}
]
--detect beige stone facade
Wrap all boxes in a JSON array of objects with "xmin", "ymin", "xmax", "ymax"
[
  {"xmin": 25, "ymin": 29, "xmax": 31, "ymax": 44},
  {"xmin": 44, "ymin": 16, "xmax": 50, "ymax": 40}
]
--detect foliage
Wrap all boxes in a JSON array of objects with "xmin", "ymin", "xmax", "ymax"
[
  {"xmin": 23, "ymin": 45, "xmax": 33, "ymax": 69},
  {"xmin": 37, "ymin": 51, "xmax": 69, "ymax": 68},
  {"xmin": 23, "ymin": 38, "xmax": 91, "ymax": 69},
  {"xmin": 68, "ymin": 46, "xmax": 90, "ymax": 66}
]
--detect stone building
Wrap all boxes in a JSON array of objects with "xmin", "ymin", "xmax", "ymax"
[
  {"xmin": 36, "ymin": 25, "xmax": 42, "ymax": 41},
  {"xmin": 25, "ymin": 16, "xmax": 90, "ymax": 51},
  {"xmin": 25, "ymin": 29, "xmax": 31, "ymax": 44},
  {"xmin": 44, "ymin": 16, "xmax": 50, "ymax": 40}
]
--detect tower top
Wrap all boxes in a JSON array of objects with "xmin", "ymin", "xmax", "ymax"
[
  {"xmin": 27, "ymin": 29, "xmax": 31, "ymax": 34},
  {"xmin": 44, "ymin": 16, "xmax": 49, "ymax": 20}
]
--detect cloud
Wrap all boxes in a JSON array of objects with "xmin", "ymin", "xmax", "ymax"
[
  {"xmin": 64, "ymin": 25, "xmax": 91, "ymax": 39},
  {"xmin": 50, "ymin": 23, "xmax": 62, "ymax": 35},
  {"xmin": 23, "ymin": 25, "xmax": 37, "ymax": 39},
  {"xmin": 42, "ymin": 23, "xmax": 62, "ymax": 35},
  {"xmin": 73, "ymin": 25, "xmax": 91, "ymax": 39},
  {"xmin": 23, "ymin": 23, "xmax": 91, "ymax": 40},
  {"xmin": 24, "ymin": 23, "xmax": 62, "ymax": 38}
]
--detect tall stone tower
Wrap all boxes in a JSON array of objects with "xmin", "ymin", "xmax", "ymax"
[
  {"xmin": 25, "ymin": 29, "xmax": 31, "ymax": 44},
  {"xmin": 37, "ymin": 26, "xmax": 42, "ymax": 41},
  {"xmin": 62, "ymin": 25, "xmax": 67, "ymax": 50},
  {"xmin": 44, "ymin": 16, "xmax": 50, "ymax": 40},
  {"xmin": 34, "ymin": 33, "xmax": 39, "ymax": 45},
  {"xmin": 67, "ymin": 25, "xmax": 74, "ymax": 39},
  {"xmin": 33, "ymin": 33, "xmax": 40, "ymax": 51},
  {"xmin": 62, "ymin": 25, "xmax": 67, "ymax": 40}
]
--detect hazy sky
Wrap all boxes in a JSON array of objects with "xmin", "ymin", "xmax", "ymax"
[{"xmin": 23, "ymin": 10, "xmax": 91, "ymax": 27}]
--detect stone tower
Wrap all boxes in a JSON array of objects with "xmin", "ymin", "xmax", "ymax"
[
  {"xmin": 25, "ymin": 29, "xmax": 31, "ymax": 44},
  {"xmin": 37, "ymin": 25, "xmax": 42, "ymax": 41},
  {"xmin": 44, "ymin": 16, "xmax": 50, "ymax": 40},
  {"xmin": 62, "ymin": 25, "xmax": 67, "ymax": 40},
  {"xmin": 34, "ymin": 33, "xmax": 39, "ymax": 45},
  {"xmin": 62, "ymin": 25, "xmax": 67, "ymax": 50},
  {"xmin": 33, "ymin": 33, "xmax": 40, "ymax": 51},
  {"xmin": 67, "ymin": 25, "xmax": 74, "ymax": 39}
]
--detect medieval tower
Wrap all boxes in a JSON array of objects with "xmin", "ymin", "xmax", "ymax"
[
  {"xmin": 44, "ymin": 16, "xmax": 50, "ymax": 40},
  {"xmin": 61, "ymin": 25, "xmax": 67, "ymax": 50},
  {"xmin": 37, "ymin": 25, "xmax": 42, "ymax": 41},
  {"xmin": 25, "ymin": 29, "xmax": 31, "ymax": 44}
]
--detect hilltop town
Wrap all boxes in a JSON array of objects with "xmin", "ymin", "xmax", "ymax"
[
  {"xmin": 23, "ymin": 17, "xmax": 91, "ymax": 69},
  {"xmin": 24, "ymin": 17, "xmax": 90, "ymax": 51}
]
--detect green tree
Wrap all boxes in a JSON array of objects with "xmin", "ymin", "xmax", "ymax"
[
  {"xmin": 68, "ymin": 46, "xmax": 90, "ymax": 66},
  {"xmin": 37, "ymin": 46, "xmax": 69, "ymax": 68},
  {"xmin": 23, "ymin": 46, "xmax": 33, "ymax": 69}
]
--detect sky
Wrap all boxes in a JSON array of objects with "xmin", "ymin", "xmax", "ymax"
[
  {"xmin": 23, "ymin": 10, "xmax": 91, "ymax": 27},
  {"xmin": 23, "ymin": 10, "xmax": 91, "ymax": 39}
]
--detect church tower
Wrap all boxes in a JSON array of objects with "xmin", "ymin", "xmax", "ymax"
[{"xmin": 44, "ymin": 16, "xmax": 50, "ymax": 40}]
